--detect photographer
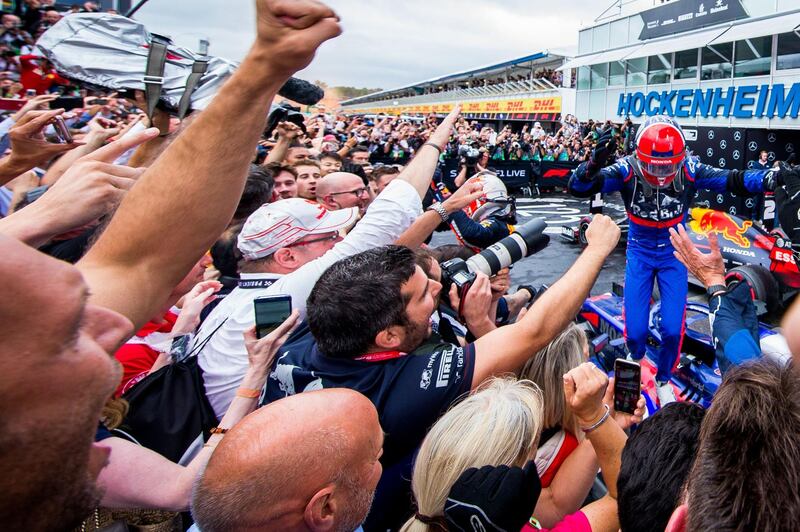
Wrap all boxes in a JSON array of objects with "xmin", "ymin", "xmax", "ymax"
[{"xmin": 262, "ymin": 215, "xmax": 620, "ymax": 528}]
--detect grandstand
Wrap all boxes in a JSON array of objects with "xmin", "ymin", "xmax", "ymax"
[{"xmin": 339, "ymin": 50, "xmax": 576, "ymax": 125}]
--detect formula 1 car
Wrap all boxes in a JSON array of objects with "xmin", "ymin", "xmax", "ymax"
[
  {"xmin": 563, "ymin": 206, "xmax": 800, "ymax": 314},
  {"xmin": 579, "ymin": 286, "xmax": 787, "ymax": 414},
  {"xmin": 685, "ymin": 207, "xmax": 800, "ymax": 313}
]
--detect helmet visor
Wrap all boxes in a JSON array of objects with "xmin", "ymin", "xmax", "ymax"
[{"xmin": 641, "ymin": 158, "xmax": 681, "ymax": 178}]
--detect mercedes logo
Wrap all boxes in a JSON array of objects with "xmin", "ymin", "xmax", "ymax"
[
  {"xmin": 768, "ymin": 151, "xmax": 776, "ymax": 161},
  {"xmin": 718, "ymin": 158, "xmax": 726, "ymax": 167},
  {"xmin": 745, "ymin": 198, "xmax": 755, "ymax": 208},
  {"xmin": 788, "ymin": 143, "xmax": 795, "ymax": 153},
  {"xmin": 708, "ymin": 130, "xmax": 715, "ymax": 139},
  {"xmin": 768, "ymin": 133, "xmax": 777, "ymax": 143},
  {"xmin": 748, "ymin": 141, "xmax": 758, "ymax": 151},
  {"xmin": 717, "ymin": 194, "xmax": 724, "ymax": 203},
  {"xmin": 733, "ymin": 131, "xmax": 742, "ymax": 141},
  {"xmin": 729, "ymin": 206, "xmax": 736, "ymax": 215},
  {"xmin": 720, "ymin": 140, "xmax": 727, "ymax": 149},
  {"xmin": 732, "ymin": 150, "xmax": 740, "ymax": 160},
  {"xmin": 707, "ymin": 148, "xmax": 714, "ymax": 157},
  {"xmin": 748, "ymin": 161, "xmax": 754, "ymax": 168}
]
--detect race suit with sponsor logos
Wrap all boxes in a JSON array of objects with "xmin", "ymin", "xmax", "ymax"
[
  {"xmin": 569, "ymin": 155, "xmax": 769, "ymax": 382},
  {"xmin": 449, "ymin": 209, "xmax": 514, "ymax": 249}
]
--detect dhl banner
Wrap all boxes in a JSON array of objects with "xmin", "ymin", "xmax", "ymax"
[{"xmin": 343, "ymin": 96, "xmax": 561, "ymax": 116}]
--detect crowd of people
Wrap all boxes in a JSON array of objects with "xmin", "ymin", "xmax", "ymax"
[
  {"xmin": 0, "ymin": 2, "xmax": 116, "ymax": 99},
  {"xmin": 259, "ymin": 109, "xmax": 633, "ymax": 186},
  {"xmin": 1, "ymin": 1, "xmax": 800, "ymax": 532}
]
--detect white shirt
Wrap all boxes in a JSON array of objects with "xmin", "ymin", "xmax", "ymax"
[{"xmin": 196, "ymin": 179, "xmax": 422, "ymax": 418}]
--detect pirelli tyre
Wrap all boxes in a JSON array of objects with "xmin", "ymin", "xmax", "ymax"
[
  {"xmin": 578, "ymin": 216, "xmax": 592, "ymax": 246},
  {"xmin": 725, "ymin": 264, "xmax": 780, "ymax": 313}
]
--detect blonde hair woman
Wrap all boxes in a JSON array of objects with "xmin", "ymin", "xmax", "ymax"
[
  {"xmin": 401, "ymin": 377, "xmax": 544, "ymax": 531},
  {"xmin": 520, "ymin": 322, "xmax": 588, "ymax": 438},
  {"xmin": 519, "ymin": 323, "xmax": 645, "ymax": 527},
  {"xmin": 516, "ymin": 322, "xmax": 602, "ymax": 526}
]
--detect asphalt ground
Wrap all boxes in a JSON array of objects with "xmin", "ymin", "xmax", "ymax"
[{"xmin": 429, "ymin": 192, "xmax": 629, "ymax": 296}]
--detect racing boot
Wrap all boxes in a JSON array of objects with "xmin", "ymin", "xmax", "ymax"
[{"xmin": 656, "ymin": 380, "xmax": 677, "ymax": 407}]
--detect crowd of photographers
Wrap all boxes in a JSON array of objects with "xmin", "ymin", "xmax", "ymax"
[{"xmin": 1, "ymin": 1, "xmax": 799, "ymax": 532}]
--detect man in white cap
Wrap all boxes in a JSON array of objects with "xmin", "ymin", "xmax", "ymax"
[{"xmin": 196, "ymin": 106, "xmax": 462, "ymax": 419}]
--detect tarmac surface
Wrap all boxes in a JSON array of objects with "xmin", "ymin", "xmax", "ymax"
[{"xmin": 430, "ymin": 192, "xmax": 629, "ymax": 296}]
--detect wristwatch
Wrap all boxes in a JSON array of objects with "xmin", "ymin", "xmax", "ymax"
[
  {"xmin": 427, "ymin": 202, "xmax": 450, "ymax": 223},
  {"xmin": 706, "ymin": 284, "xmax": 728, "ymax": 298}
]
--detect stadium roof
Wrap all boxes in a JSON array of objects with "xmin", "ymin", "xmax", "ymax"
[{"xmin": 341, "ymin": 49, "xmax": 571, "ymax": 105}]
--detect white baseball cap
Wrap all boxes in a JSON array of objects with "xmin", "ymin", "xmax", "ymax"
[{"xmin": 238, "ymin": 199, "xmax": 358, "ymax": 261}]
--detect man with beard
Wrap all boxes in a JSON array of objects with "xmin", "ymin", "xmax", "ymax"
[
  {"xmin": 191, "ymin": 389, "xmax": 383, "ymax": 531},
  {"xmin": 0, "ymin": 0, "xmax": 342, "ymax": 529},
  {"xmin": 263, "ymin": 215, "xmax": 619, "ymax": 528}
]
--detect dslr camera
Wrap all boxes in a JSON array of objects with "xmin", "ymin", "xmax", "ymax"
[
  {"xmin": 440, "ymin": 218, "xmax": 549, "ymax": 314},
  {"xmin": 264, "ymin": 102, "xmax": 307, "ymax": 138},
  {"xmin": 458, "ymin": 144, "xmax": 481, "ymax": 170}
]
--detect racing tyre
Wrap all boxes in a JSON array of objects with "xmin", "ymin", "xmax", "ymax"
[
  {"xmin": 725, "ymin": 264, "xmax": 780, "ymax": 313},
  {"xmin": 578, "ymin": 217, "xmax": 592, "ymax": 246}
]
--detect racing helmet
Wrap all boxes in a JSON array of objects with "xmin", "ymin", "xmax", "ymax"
[
  {"xmin": 465, "ymin": 171, "xmax": 516, "ymax": 223},
  {"xmin": 634, "ymin": 116, "xmax": 687, "ymax": 188}
]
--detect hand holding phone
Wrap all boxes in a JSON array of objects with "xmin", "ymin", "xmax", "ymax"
[
  {"xmin": 254, "ymin": 295, "xmax": 292, "ymax": 339},
  {"xmin": 613, "ymin": 358, "xmax": 642, "ymax": 415}
]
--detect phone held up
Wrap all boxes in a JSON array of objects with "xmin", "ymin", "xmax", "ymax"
[
  {"xmin": 52, "ymin": 116, "xmax": 72, "ymax": 144},
  {"xmin": 613, "ymin": 358, "xmax": 641, "ymax": 415},
  {"xmin": 253, "ymin": 295, "xmax": 292, "ymax": 339}
]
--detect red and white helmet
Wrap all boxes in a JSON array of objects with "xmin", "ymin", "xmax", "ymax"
[{"xmin": 635, "ymin": 116, "xmax": 687, "ymax": 188}]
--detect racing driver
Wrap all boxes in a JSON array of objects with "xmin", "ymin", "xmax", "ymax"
[{"xmin": 568, "ymin": 115, "xmax": 779, "ymax": 405}]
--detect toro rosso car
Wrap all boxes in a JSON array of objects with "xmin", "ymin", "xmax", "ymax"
[
  {"xmin": 563, "ymin": 206, "xmax": 800, "ymax": 313},
  {"xmin": 579, "ymin": 286, "xmax": 785, "ymax": 414},
  {"xmin": 686, "ymin": 207, "xmax": 800, "ymax": 313}
]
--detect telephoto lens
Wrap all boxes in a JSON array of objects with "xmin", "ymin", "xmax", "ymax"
[{"xmin": 466, "ymin": 218, "xmax": 549, "ymax": 277}]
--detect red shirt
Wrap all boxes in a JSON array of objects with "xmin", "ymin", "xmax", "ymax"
[
  {"xmin": 114, "ymin": 311, "xmax": 178, "ymax": 396},
  {"xmin": 537, "ymin": 429, "xmax": 580, "ymax": 488},
  {"xmin": 19, "ymin": 55, "xmax": 69, "ymax": 94}
]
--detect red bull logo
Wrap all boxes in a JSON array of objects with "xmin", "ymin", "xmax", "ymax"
[{"xmin": 688, "ymin": 208, "xmax": 752, "ymax": 248}]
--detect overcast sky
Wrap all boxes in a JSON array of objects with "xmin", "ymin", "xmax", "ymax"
[{"xmin": 134, "ymin": 0, "xmax": 607, "ymax": 90}]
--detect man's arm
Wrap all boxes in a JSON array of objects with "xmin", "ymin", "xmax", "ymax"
[
  {"xmin": 394, "ymin": 178, "xmax": 483, "ymax": 248},
  {"xmin": 669, "ymin": 224, "xmax": 762, "ymax": 370},
  {"xmin": 264, "ymin": 121, "xmax": 302, "ymax": 164},
  {"xmin": 694, "ymin": 161, "xmax": 771, "ymax": 194},
  {"xmin": 470, "ymin": 215, "xmax": 620, "ymax": 390},
  {"xmin": 396, "ymin": 106, "xmax": 459, "ymax": 198},
  {"xmin": 77, "ymin": 0, "xmax": 342, "ymax": 330}
]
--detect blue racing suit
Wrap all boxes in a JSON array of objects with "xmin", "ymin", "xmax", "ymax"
[
  {"xmin": 569, "ymin": 155, "xmax": 769, "ymax": 382},
  {"xmin": 449, "ymin": 210, "xmax": 514, "ymax": 249}
]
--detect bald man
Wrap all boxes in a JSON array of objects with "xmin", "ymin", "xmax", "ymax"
[
  {"xmin": 316, "ymin": 172, "xmax": 372, "ymax": 215},
  {"xmin": 191, "ymin": 389, "xmax": 384, "ymax": 532}
]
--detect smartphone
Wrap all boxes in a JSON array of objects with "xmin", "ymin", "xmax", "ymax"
[
  {"xmin": 253, "ymin": 295, "xmax": 292, "ymax": 339},
  {"xmin": 52, "ymin": 116, "xmax": 72, "ymax": 144},
  {"xmin": 613, "ymin": 358, "xmax": 641, "ymax": 415},
  {"xmin": 52, "ymin": 96, "xmax": 84, "ymax": 111},
  {"xmin": 25, "ymin": 89, "xmax": 36, "ymax": 98}
]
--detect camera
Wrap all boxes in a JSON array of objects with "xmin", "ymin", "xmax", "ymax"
[
  {"xmin": 458, "ymin": 144, "xmax": 480, "ymax": 168},
  {"xmin": 440, "ymin": 218, "xmax": 550, "ymax": 307},
  {"xmin": 264, "ymin": 102, "xmax": 307, "ymax": 138}
]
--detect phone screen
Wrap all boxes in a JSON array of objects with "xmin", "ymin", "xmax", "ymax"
[
  {"xmin": 614, "ymin": 359, "xmax": 641, "ymax": 415},
  {"xmin": 254, "ymin": 295, "xmax": 292, "ymax": 339}
]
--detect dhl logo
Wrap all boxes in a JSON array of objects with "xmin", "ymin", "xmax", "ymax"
[{"xmin": 688, "ymin": 208, "xmax": 752, "ymax": 248}]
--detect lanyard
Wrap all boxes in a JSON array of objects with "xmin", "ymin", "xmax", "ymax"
[{"xmin": 354, "ymin": 350, "xmax": 406, "ymax": 362}]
